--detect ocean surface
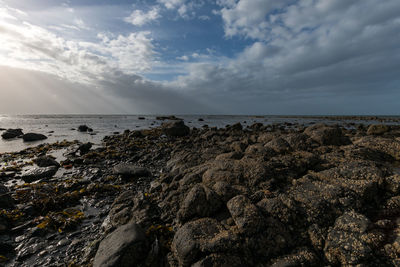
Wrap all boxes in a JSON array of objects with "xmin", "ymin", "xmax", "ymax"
[{"xmin": 1, "ymin": 114, "xmax": 399, "ymax": 153}]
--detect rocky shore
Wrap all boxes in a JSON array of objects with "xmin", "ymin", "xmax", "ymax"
[{"xmin": 1, "ymin": 120, "xmax": 400, "ymax": 266}]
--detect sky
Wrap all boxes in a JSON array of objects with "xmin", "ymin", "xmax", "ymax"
[{"xmin": 0, "ymin": 0, "xmax": 399, "ymax": 115}]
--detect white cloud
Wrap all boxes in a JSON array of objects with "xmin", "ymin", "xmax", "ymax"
[
  {"xmin": 177, "ymin": 55, "xmax": 189, "ymax": 61},
  {"xmin": 124, "ymin": 6, "xmax": 161, "ymax": 26},
  {"xmin": 158, "ymin": 0, "xmax": 185, "ymax": 10},
  {"xmin": 0, "ymin": 5, "xmax": 156, "ymax": 84},
  {"xmin": 158, "ymin": 0, "xmax": 203, "ymax": 19}
]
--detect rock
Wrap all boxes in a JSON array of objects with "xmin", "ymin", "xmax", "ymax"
[
  {"xmin": 385, "ymin": 174, "xmax": 400, "ymax": 195},
  {"xmin": 162, "ymin": 120, "xmax": 190, "ymax": 137},
  {"xmin": 226, "ymin": 195, "xmax": 264, "ymax": 234},
  {"xmin": 78, "ymin": 125, "xmax": 90, "ymax": 132},
  {"xmin": 289, "ymin": 177, "xmax": 359, "ymax": 225},
  {"xmin": 269, "ymin": 248, "xmax": 319, "ymax": 266},
  {"xmin": 22, "ymin": 133, "xmax": 47, "ymax": 142},
  {"xmin": 1, "ymin": 128, "xmax": 23, "ymax": 139},
  {"xmin": 324, "ymin": 211, "xmax": 372, "ymax": 265},
  {"xmin": 172, "ymin": 218, "xmax": 225, "ymax": 266},
  {"xmin": 285, "ymin": 133, "xmax": 313, "ymax": 150},
  {"xmin": 33, "ymin": 156, "xmax": 60, "ymax": 168},
  {"xmin": 0, "ymin": 185, "xmax": 14, "ymax": 209},
  {"xmin": 21, "ymin": 166, "xmax": 58, "ymax": 182},
  {"xmin": 113, "ymin": 163, "xmax": 150, "ymax": 179},
  {"xmin": 354, "ymin": 136, "xmax": 400, "ymax": 160},
  {"xmin": 367, "ymin": 124, "xmax": 390, "ymax": 135},
  {"xmin": 177, "ymin": 184, "xmax": 222, "ymax": 223},
  {"xmin": 78, "ymin": 142, "xmax": 92, "ymax": 155},
  {"xmin": 304, "ymin": 124, "xmax": 350, "ymax": 146},
  {"xmin": 93, "ymin": 221, "xmax": 148, "ymax": 267},
  {"xmin": 265, "ymin": 137, "xmax": 291, "ymax": 153},
  {"xmin": 156, "ymin": 115, "xmax": 181, "ymax": 121},
  {"xmin": 227, "ymin": 123, "xmax": 242, "ymax": 131},
  {"xmin": 192, "ymin": 253, "xmax": 244, "ymax": 267},
  {"xmin": 314, "ymin": 161, "xmax": 383, "ymax": 201}
]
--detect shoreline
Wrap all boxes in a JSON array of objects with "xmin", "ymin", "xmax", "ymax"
[{"xmin": 1, "ymin": 120, "xmax": 400, "ymax": 265}]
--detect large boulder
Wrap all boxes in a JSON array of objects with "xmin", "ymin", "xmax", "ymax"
[
  {"xmin": 324, "ymin": 211, "xmax": 372, "ymax": 265},
  {"xmin": 21, "ymin": 166, "xmax": 58, "ymax": 182},
  {"xmin": 33, "ymin": 156, "xmax": 60, "ymax": 168},
  {"xmin": 1, "ymin": 129, "xmax": 23, "ymax": 139},
  {"xmin": 78, "ymin": 125, "xmax": 92, "ymax": 132},
  {"xmin": 172, "ymin": 218, "xmax": 228, "ymax": 266},
  {"xmin": 93, "ymin": 221, "xmax": 148, "ymax": 267},
  {"xmin": 113, "ymin": 163, "xmax": 150, "ymax": 179},
  {"xmin": 162, "ymin": 120, "xmax": 190, "ymax": 137},
  {"xmin": 22, "ymin": 133, "xmax": 47, "ymax": 142},
  {"xmin": 177, "ymin": 184, "xmax": 222, "ymax": 223},
  {"xmin": 227, "ymin": 195, "xmax": 265, "ymax": 234},
  {"xmin": 304, "ymin": 124, "xmax": 350, "ymax": 146}
]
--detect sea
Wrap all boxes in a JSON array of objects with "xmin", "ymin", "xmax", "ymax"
[{"xmin": 1, "ymin": 114, "xmax": 399, "ymax": 153}]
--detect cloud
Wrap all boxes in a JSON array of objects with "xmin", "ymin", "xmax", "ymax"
[
  {"xmin": 158, "ymin": 0, "xmax": 204, "ymax": 19},
  {"xmin": 163, "ymin": 0, "xmax": 400, "ymax": 113},
  {"xmin": 1, "ymin": 1, "xmax": 400, "ymax": 115},
  {"xmin": 0, "ymin": 9, "xmax": 156, "ymax": 84},
  {"xmin": 124, "ymin": 6, "xmax": 161, "ymax": 26}
]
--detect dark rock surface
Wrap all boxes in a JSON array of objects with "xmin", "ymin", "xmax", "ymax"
[
  {"xmin": 21, "ymin": 166, "xmax": 58, "ymax": 182},
  {"xmin": 33, "ymin": 156, "xmax": 60, "ymax": 168},
  {"xmin": 1, "ymin": 129, "xmax": 23, "ymax": 139},
  {"xmin": 22, "ymin": 133, "xmax": 47, "ymax": 142},
  {"xmin": 113, "ymin": 163, "xmax": 150, "ymax": 179},
  {"xmin": 93, "ymin": 221, "xmax": 148, "ymax": 267},
  {"xmin": 162, "ymin": 120, "xmax": 190, "ymax": 137}
]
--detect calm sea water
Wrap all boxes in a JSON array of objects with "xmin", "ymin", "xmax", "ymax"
[{"xmin": 1, "ymin": 114, "xmax": 399, "ymax": 153}]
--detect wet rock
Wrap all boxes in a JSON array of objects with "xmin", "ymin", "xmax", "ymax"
[
  {"xmin": 22, "ymin": 133, "xmax": 47, "ymax": 142},
  {"xmin": 0, "ymin": 171, "xmax": 15, "ymax": 179},
  {"xmin": 227, "ymin": 195, "xmax": 264, "ymax": 234},
  {"xmin": 79, "ymin": 142, "xmax": 92, "ymax": 155},
  {"xmin": 324, "ymin": 211, "xmax": 372, "ymax": 265},
  {"xmin": 21, "ymin": 166, "xmax": 58, "ymax": 182},
  {"xmin": 304, "ymin": 124, "xmax": 350, "ymax": 146},
  {"xmin": 93, "ymin": 221, "xmax": 148, "ymax": 267},
  {"xmin": 162, "ymin": 120, "xmax": 190, "ymax": 137},
  {"xmin": 156, "ymin": 115, "xmax": 181, "ymax": 121},
  {"xmin": 367, "ymin": 124, "xmax": 390, "ymax": 135},
  {"xmin": 78, "ymin": 125, "xmax": 90, "ymax": 132},
  {"xmin": 113, "ymin": 163, "xmax": 150, "ymax": 179},
  {"xmin": 172, "ymin": 218, "xmax": 224, "ymax": 266},
  {"xmin": 33, "ymin": 156, "xmax": 60, "ymax": 168},
  {"xmin": 177, "ymin": 184, "xmax": 222, "ymax": 223},
  {"xmin": 1, "ymin": 128, "xmax": 23, "ymax": 139}
]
